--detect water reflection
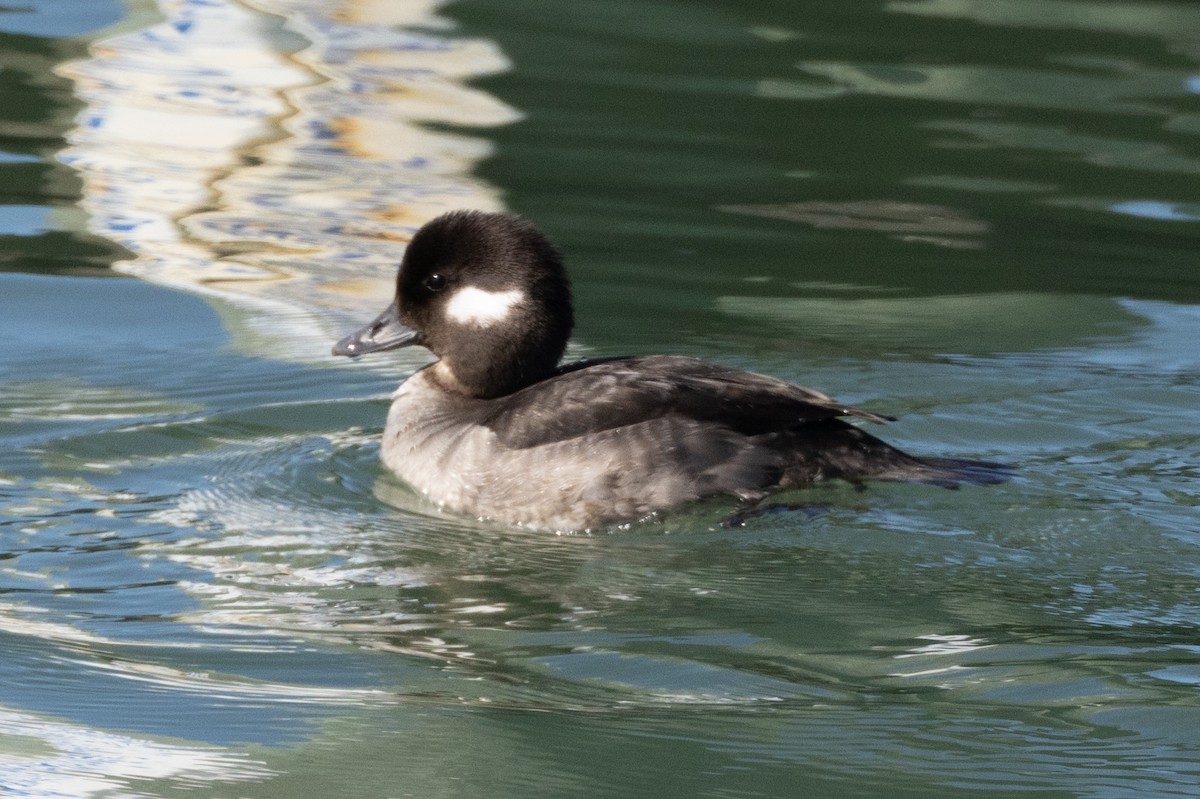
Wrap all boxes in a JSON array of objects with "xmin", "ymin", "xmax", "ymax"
[
  {"xmin": 927, "ymin": 120, "xmax": 1200, "ymax": 178},
  {"xmin": 57, "ymin": 0, "xmax": 517, "ymax": 358},
  {"xmin": 719, "ymin": 200, "xmax": 988, "ymax": 249},
  {"xmin": 792, "ymin": 62, "xmax": 1188, "ymax": 115},
  {"xmin": 717, "ymin": 292, "xmax": 1141, "ymax": 354},
  {"xmin": 0, "ymin": 706, "xmax": 273, "ymax": 798},
  {"xmin": 891, "ymin": 0, "xmax": 1200, "ymax": 55},
  {"xmin": 738, "ymin": 0, "xmax": 1200, "ymax": 267}
]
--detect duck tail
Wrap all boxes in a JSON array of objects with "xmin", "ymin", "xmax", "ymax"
[
  {"xmin": 885, "ymin": 456, "xmax": 1015, "ymax": 489},
  {"xmin": 775, "ymin": 420, "xmax": 1014, "ymax": 489}
]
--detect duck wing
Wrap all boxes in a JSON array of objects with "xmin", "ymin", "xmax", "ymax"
[{"xmin": 483, "ymin": 355, "xmax": 892, "ymax": 450}]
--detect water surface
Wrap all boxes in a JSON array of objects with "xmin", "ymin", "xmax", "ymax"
[{"xmin": 2, "ymin": 1, "xmax": 1200, "ymax": 797}]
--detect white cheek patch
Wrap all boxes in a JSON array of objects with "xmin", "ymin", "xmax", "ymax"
[{"xmin": 445, "ymin": 286, "xmax": 526, "ymax": 328}]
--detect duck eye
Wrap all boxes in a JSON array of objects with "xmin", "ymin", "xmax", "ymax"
[{"xmin": 423, "ymin": 273, "xmax": 447, "ymax": 292}]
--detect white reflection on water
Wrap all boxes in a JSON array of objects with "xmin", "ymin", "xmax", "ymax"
[
  {"xmin": 57, "ymin": 0, "xmax": 517, "ymax": 358},
  {"xmin": 0, "ymin": 707, "xmax": 272, "ymax": 798}
]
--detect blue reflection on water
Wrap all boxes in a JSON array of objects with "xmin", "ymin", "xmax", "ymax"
[
  {"xmin": 0, "ymin": 205, "xmax": 51, "ymax": 235},
  {"xmin": 0, "ymin": 0, "xmax": 124, "ymax": 37},
  {"xmin": 1111, "ymin": 199, "xmax": 1200, "ymax": 222}
]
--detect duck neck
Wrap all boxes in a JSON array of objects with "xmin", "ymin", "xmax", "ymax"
[{"xmin": 431, "ymin": 339, "xmax": 563, "ymax": 398}]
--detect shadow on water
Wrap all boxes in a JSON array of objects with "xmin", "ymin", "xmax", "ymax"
[{"xmin": 0, "ymin": 4, "xmax": 132, "ymax": 276}]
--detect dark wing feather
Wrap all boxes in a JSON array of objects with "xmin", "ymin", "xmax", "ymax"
[{"xmin": 483, "ymin": 355, "xmax": 893, "ymax": 450}]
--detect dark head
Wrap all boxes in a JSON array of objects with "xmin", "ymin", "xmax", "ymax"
[{"xmin": 333, "ymin": 211, "xmax": 573, "ymax": 398}]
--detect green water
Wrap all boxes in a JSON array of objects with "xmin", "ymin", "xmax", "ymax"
[{"xmin": 3, "ymin": 0, "xmax": 1200, "ymax": 797}]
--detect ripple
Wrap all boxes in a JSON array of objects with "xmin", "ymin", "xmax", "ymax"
[
  {"xmin": 890, "ymin": 0, "xmax": 1200, "ymax": 55},
  {"xmin": 717, "ymin": 292, "xmax": 1137, "ymax": 354},
  {"xmin": 0, "ymin": 706, "xmax": 273, "ymax": 799},
  {"xmin": 794, "ymin": 61, "xmax": 1186, "ymax": 115}
]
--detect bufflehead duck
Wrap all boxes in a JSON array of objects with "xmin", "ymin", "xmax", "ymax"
[{"xmin": 334, "ymin": 210, "xmax": 1008, "ymax": 530}]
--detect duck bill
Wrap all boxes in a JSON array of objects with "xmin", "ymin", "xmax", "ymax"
[{"xmin": 332, "ymin": 302, "xmax": 421, "ymax": 357}]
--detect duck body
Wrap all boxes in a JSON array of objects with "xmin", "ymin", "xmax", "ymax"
[{"xmin": 335, "ymin": 211, "xmax": 1008, "ymax": 530}]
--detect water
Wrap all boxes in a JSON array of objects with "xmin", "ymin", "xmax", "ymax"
[{"xmin": 2, "ymin": 0, "xmax": 1200, "ymax": 796}]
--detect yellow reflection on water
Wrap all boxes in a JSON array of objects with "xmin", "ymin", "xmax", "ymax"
[{"xmin": 57, "ymin": 0, "xmax": 518, "ymax": 356}]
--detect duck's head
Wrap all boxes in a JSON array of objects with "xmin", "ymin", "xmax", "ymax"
[{"xmin": 333, "ymin": 210, "xmax": 573, "ymax": 398}]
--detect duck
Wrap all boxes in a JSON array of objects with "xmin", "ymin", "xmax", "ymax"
[{"xmin": 333, "ymin": 210, "xmax": 1009, "ymax": 530}]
